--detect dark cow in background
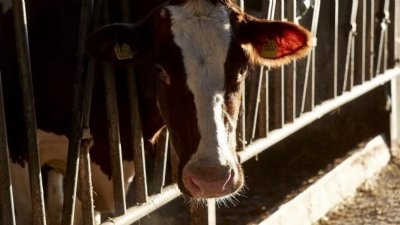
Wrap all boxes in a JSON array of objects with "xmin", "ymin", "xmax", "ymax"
[{"xmin": 0, "ymin": 0, "xmax": 311, "ymax": 224}]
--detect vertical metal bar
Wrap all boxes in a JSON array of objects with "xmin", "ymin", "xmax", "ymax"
[
  {"xmin": 292, "ymin": 0, "xmax": 297, "ymax": 120},
  {"xmin": 370, "ymin": 0, "xmax": 375, "ymax": 78},
  {"xmin": 265, "ymin": 70, "xmax": 270, "ymax": 135},
  {"xmin": 79, "ymin": 137, "xmax": 95, "ymax": 225},
  {"xmin": 390, "ymin": 0, "xmax": 400, "ymax": 157},
  {"xmin": 334, "ymin": 0, "xmax": 339, "ymax": 97},
  {"xmin": 103, "ymin": 64, "xmax": 127, "ymax": 215},
  {"xmin": 207, "ymin": 199, "xmax": 216, "ymax": 225},
  {"xmin": 300, "ymin": 0, "xmax": 320, "ymax": 113},
  {"xmin": 342, "ymin": 0, "xmax": 359, "ymax": 93},
  {"xmin": 152, "ymin": 129, "xmax": 169, "ymax": 193},
  {"xmin": 281, "ymin": 67, "xmax": 285, "ymax": 126},
  {"xmin": 11, "ymin": 0, "xmax": 47, "ymax": 224},
  {"xmin": 78, "ymin": 0, "xmax": 104, "ymax": 221},
  {"xmin": 376, "ymin": 0, "xmax": 390, "ymax": 74},
  {"xmin": 102, "ymin": 1, "xmax": 127, "ymax": 214},
  {"xmin": 280, "ymin": 0, "xmax": 285, "ymax": 126},
  {"xmin": 128, "ymin": 71, "xmax": 149, "ymax": 204},
  {"xmin": 350, "ymin": 37, "xmax": 355, "ymax": 89},
  {"xmin": 120, "ymin": 0, "xmax": 149, "ymax": 204},
  {"xmin": 61, "ymin": 0, "xmax": 93, "ymax": 223},
  {"xmin": 0, "ymin": 72, "xmax": 16, "ymax": 225},
  {"xmin": 250, "ymin": 69, "xmax": 264, "ymax": 142},
  {"xmin": 362, "ymin": 0, "xmax": 367, "ymax": 83}
]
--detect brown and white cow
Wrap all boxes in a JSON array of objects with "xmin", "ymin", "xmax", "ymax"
[
  {"xmin": 87, "ymin": 0, "xmax": 311, "ymax": 200},
  {"xmin": 0, "ymin": 0, "xmax": 310, "ymax": 224}
]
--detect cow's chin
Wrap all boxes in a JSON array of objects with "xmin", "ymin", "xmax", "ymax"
[{"xmin": 178, "ymin": 164, "xmax": 245, "ymax": 205}]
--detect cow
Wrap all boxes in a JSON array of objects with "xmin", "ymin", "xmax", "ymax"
[{"xmin": 0, "ymin": 0, "xmax": 311, "ymax": 224}]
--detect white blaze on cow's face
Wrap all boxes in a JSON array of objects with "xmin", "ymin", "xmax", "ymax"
[{"xmin": 168, "ymin": 1, "xmax": 236, "ymax": 170}]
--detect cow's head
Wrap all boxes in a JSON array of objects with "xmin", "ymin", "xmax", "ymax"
[{"xmin": 87, "ymin": 0, "xmax": 311, "ymax": 201}]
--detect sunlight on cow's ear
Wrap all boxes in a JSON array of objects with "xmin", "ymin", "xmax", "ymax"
[
  {"xmin": 86, "ymin": 23, "xmax": 152, "ymax": 64},
  {"xmin": 232, "ymin": 13, "xmax": 312, "ymax": 68}
]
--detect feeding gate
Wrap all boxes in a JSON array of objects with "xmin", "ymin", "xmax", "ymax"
[{"xmin": 0, "ymin": 0, "xmax": 400, "ymax": 225}]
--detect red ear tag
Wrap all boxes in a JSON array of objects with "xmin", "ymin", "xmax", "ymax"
[
  {"xmin": 114, "ymin": 43, "xmax": 134, "ymax": 60},
  {"xmin": 260, "ymin": 39, "xmax": 278, "ymax": 58}
]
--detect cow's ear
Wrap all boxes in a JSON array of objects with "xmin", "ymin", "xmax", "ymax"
[
  {"xmin": 232, "ymin": 13, "xmax": 312, "ymax": 67},
  {"xmin": 86, "ymin": 23, "xmax": 153, "ymax": 64}
]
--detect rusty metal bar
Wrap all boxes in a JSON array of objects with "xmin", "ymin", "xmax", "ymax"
[
  {"xmin": 127, "ymin": 70, "xmax": 149, "ymax": 204},
  {"xmin": 0, "ymin": 72, "xmax": 16, "ymax": 225},
  {"xmin": 11, "ymin": 0, "xmax": 47, "ymax": 224},
  {"xmin": 79, "ymin": 135, "xmax": 95, "ymax": 225},
  {"xmin": 119, "ymin": 0, "xmax": 149, "ymax": 204},
  {"xmin": 239, "ymin": 68, "xmax": 400, "ymax": 163},
  {"xmin": 78, "ymin": 57, "xmax": 97, "ymax": 225},
  {"xmin": 100, "ymin": 184, "xmax": 181, "ymax": 225},
  {"xmin": 61, "ymin": 0, "xmax": 93, "ymax": 223},
  {"xmin": 103, "ymin": 64, "xmax": 127, "ymax": 215},
  {"xmin": 77, "ymin": 0, "xmax": 105, "ymax": 221}
]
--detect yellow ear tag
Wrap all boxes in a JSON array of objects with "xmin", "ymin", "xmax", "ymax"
[
  {"xmin": 260, "ymin": 39, "xmax": 278, "ymax": 58},
  {"xmin": 114, "ymin": 43, "xmax": 134, "ymax": 60}
]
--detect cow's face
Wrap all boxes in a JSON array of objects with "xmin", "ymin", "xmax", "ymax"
[{"xmin": 87, "ymin": 0, "xmax": 311, "ymax": 200}]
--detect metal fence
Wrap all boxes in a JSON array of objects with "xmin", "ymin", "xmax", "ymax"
[{"xmin": 0, "ymin": 0, "xmax": 400, "ymax": 225}]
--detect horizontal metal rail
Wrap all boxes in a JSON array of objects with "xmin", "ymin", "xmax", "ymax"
[
  {"xmin": 100, "ymin": 184, "xmax": 181, "ymax": 225},
  {"xmin": 239, "ymin": 67, "xmax": 400, "ymax": 163}
]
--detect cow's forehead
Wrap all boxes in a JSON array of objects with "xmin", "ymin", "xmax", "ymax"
[{"xmin": 167, "ymin": 0, "xmax": 235, "ymax": 163}]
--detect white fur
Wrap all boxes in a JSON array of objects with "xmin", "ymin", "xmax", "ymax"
[
  {"xmin": 91, "ymin": 160, "xmax": 135, "ymax": 213},
  {"xmin": 168, "ymin": 1, "xmax": 237, "ymax": 165},
  {"xmin": 11, "ymin": 163, "xmax": 32, "ymax": 225},
  {"xmin": 10, "ymin": 129, "xmax": 135, "ymax": 224}
]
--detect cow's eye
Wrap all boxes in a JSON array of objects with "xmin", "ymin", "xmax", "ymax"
[
  {"xmin": 238, "ymin": 65, "xmax": 248, "ymax": 82},
  {"xmin": 156, "ymin": 64, "xmax": 171, "ymax": 85}
]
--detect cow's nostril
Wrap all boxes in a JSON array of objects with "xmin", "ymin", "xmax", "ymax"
[
  {"xmin": 222, "ymin": 169, "xmax": 234, "ymax": 190},
  {"xmin": 187, "ymin": 175, "xmax": 202, "ymax": 193}
]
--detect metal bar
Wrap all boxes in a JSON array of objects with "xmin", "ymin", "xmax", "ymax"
[
  {"xmin": 61, "ymin": 0, "xmax": 93, "ymax": 222},
  {"xmin": 300, "ymin": 0, "xmax": 321, "ymax": 113},
  {"xmin": 100, "ymin": 184, "xmax": 181, "ymax": 225},
  {"xmin": 103, "ymin": 64, "xmax": 127, "ymax": 215},
  {"xmin": 79, "ymin": 137, "xmax": 95, "ymax": 225},
  {"xmin": 119, "ymin": 0, "xmax": 149, "ymax": 204},
  {"xmin": 0, "ymin": 72, "xmax": 16, "ymax": 225},
  {"xmin": 342, "ymin": 0, "xmax": 359, "ymax": 93},
  {"xmin": 334, "ymin": 0, "xmax": 339, "ymax": 97},
  {"xmin": 362, "ymin": 0, "xmax": 367, "ymax": 83},
  {"xmin": 152, "ymin": 129, "xmax": 169, "ymax": 193},
  {"xmin": 11, "ymin": 0, "xmax": 47, "ymax": 224},
  {"xmin": 78, "ymin": 0, "xmax": 104, "ymax": 220},
  {"xmin": 369, "ymin": 0, "xmax": 375, "ymax": 78},
  {"xmin": 207, "ymin": 199, "xmax": 216, "ymax": 225},
  {"xmin": 390, "ymin": 0, "xmax": 400, "ymax": 157},
  {"xmin": 265, "ymin": 70, "xmax": 270, "ymax": 135},
  {"xmin": 250, "ymin": 69, "xmax": 264, "ymax": 142},
  {"xmin": 376, "ymin": 0, "xmax": 390, "ymax": 74},
  {"xmin": 78, "ymin": 58, "xmax": 96, "ymax": 225},
  {"xmin": 239, "ymin": 68, "xmax": 400, "ymax": 163},
  {"xmin": 127, "ymin": 71, "xmax": 149, "ymax": 204}
]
